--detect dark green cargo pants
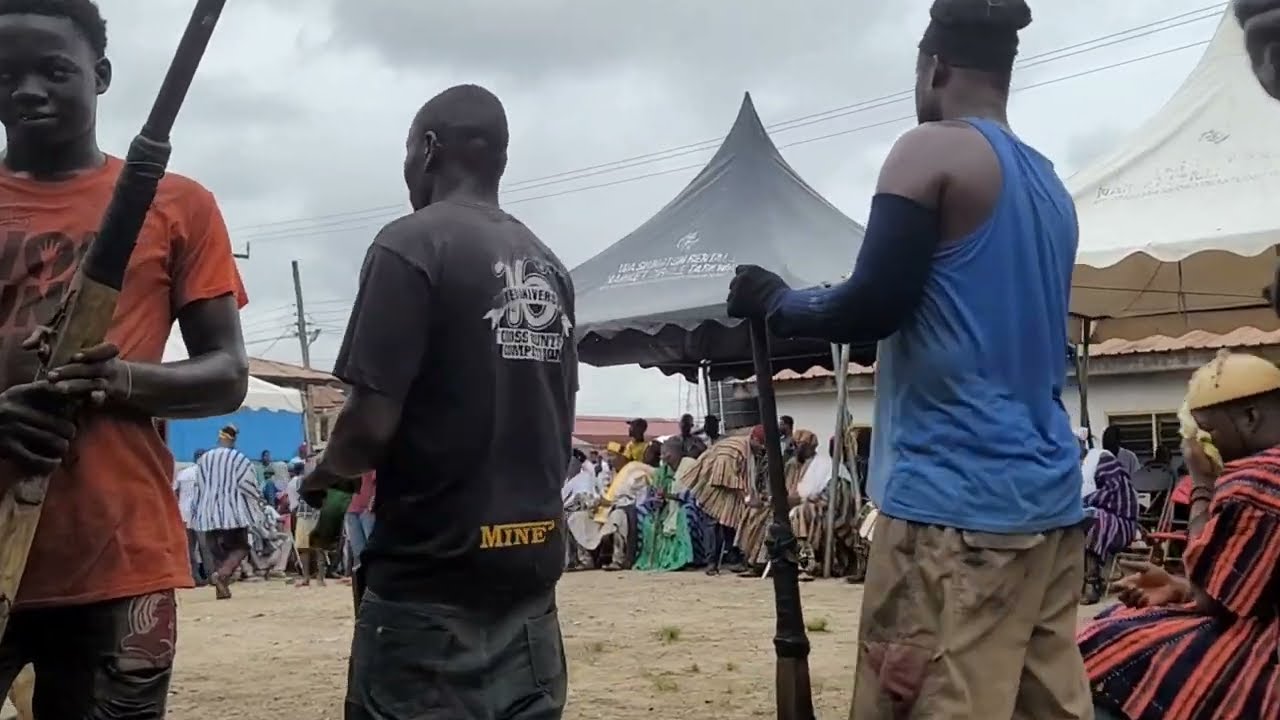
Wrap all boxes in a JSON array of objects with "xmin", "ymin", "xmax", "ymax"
[{"xmin": 345, "ymin": 589, "xmax": 567, "ymax": 719}]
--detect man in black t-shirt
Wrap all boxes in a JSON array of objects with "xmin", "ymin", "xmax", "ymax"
[{"xmin": 301, "ymin": 84, "xmax": 576, "ymax": 720}]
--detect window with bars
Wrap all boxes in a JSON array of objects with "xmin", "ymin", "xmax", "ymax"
[{"xmin": 1105, "ymin": 412, "xmax": 1181, "ymax": 464}]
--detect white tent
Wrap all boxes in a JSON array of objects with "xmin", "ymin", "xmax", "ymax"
[
  {"xmin": 242, "ymin": 375, "xmax": 304, "ymax": 413},
  {"xmin": 1069, "ymin": 10, "xmax": 1280, "ymax": 342}
]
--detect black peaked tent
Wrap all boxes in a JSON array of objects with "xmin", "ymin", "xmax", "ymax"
[{"xmin": 572, "ymin": 92, "xmax": 872, "ymax": 381}]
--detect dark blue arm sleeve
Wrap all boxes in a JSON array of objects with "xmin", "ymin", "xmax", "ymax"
[{"xmin": 768, "ymin": 193, "xmax": 941, "ymax": 343}]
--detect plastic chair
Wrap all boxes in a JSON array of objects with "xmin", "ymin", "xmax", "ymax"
[
  {"xmin": 1130, "ymin": 465, "xmax": 1176, "ymax": 524},
  {"xmin": 1146, "ymin": 486, "xmax": 1189, "ymax": 572}
]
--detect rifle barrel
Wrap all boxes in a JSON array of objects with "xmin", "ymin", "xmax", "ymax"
[{"xmin": 748, "ymin": 317, "xmax": 815, "ymax": 720}]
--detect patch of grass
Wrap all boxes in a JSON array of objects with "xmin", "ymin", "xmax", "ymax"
[
  {"xmin": 806, "ymin": 616, "xmax": 830, "ymax": 633},
  {"xmin": 643, "ymin": 669, "xmax": 681, "ymax": 693},
  {"xmin": 657, "ymin": 625, "xmax": 682, "ymax": 643},
  {"xmin": 687, "ymin": 662, "xmax": 700, "ymax": 674},
  {"xmin": 725, "ymin": 661, "xmax": 738, "ymax": 672},
  {"xmin": 585, "ymin": 640, "xmax": 605, "ymax": 654}
]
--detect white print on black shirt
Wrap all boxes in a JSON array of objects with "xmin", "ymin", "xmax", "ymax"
[{"xmin": 483, "ymin": 258, "xmax": 572, "ymax": 362}]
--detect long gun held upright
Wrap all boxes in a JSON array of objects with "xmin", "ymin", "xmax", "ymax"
[
  {"xmin": 0, "ymin": 0, "xmax": 229, "ymax": 642},
  {"xmin": 748, "ymin": 317, "xmax": 815, "ymax": 720}
]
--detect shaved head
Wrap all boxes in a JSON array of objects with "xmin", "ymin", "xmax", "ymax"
[
  {"xmin": 404, "ymin": 84, "xmax": 509, "ymax": 209},
  {"xmin": 412, "ymin": 84, "xmax": 508, "ymax": 170}
]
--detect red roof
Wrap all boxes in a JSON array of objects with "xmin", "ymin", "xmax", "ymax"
[
  {"xmin": 248, "ymin": 357, "xmax": 337, "ymax": 384},
  {"xmin": 573, "ymin": 415, "xmax": 681, "ymax": 448}
]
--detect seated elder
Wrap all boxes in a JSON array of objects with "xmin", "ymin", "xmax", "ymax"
[{"xmin": 1077, "ymin": 351, "xmax": 1280, "ymax": 720}]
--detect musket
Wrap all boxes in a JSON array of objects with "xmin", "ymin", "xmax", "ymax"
[
  {"xmin": 748, "ymin": 317, "xmax": 816, "ymax": 720},
  {"xmin": 0, "ymin": 0, "xmax": 230, "ymax": 642}
]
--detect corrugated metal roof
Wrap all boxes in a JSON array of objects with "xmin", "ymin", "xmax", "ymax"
[
  {"xmin": 1087, "ymin": 327, "xmax": 1280, "ymax": 356},
  {"xmin": 770, "ymin": 328, "xmax": 1280, "ymax": 383},
  {"xmin": 308, "ymin": 385, "xmax": 346, "ymax": 411},
  {"xmin": 247, "ymin": 357, "xmax": 337, "ymax": 384}
]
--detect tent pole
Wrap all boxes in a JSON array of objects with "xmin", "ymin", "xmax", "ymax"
[
  {"xmin": 822, "ymin": 343, "xmax": 849, "ymax": 579},
  {"xmin": 701, "ymin": 363, "xmax": 713, "ymax": 421},
  {"xmin": 717, "ymin": 376, "xmax": 727, "ymax": 426},
  {"xmin": 1078, "ymin": 322, "xmax": 1092, "ymax": 445}
]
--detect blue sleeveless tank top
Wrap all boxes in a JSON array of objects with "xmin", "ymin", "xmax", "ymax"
[{"xmin": 867, "ymin": 118, "xmax": 1082, "ymax": 534}]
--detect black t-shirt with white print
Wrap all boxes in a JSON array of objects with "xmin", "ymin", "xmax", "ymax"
[{"xmin": 334, "ymin": 199, "xmax": 577, "ymax": 607}]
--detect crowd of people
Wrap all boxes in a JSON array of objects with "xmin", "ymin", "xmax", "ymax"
[
  {"xmin": 3, "ymin": 0, "xmax": 1280, "ymax": 717},
  {"xmin": 562, "ymin": 413, "xmax": 873, "ymax": 582},
  {"xmin": 172, "ymin": 425, "xmax": 376, "ymax": 599}
]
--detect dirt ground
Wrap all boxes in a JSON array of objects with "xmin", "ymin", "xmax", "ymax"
[{"xmin": 5, "ymin": 571, "xmax": 1109, "ymax": 719}]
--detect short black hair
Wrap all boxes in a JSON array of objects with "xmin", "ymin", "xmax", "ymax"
[
  {"xmin": 1101, "ymin": 425, "xmax": 1121, "ymax": 453},
  {"xmin": 415, "ymin": 84, "xmax": 509, "ymax": 180},
  {"xmin": 0, "ymin": 0, "xmax": 108, "ymax": 57},
  {"xmin": 920, "ymin": 0, "xmax": 1031, "ymax": 84},
  {"xmin": 780, "ymin": 415, "xmax": 795, "ymax": 426}
]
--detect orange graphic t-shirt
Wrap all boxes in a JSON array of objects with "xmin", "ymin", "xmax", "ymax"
[{"xmin": 0, "ymin": 156, "xmax": 248, "ymax": 608}]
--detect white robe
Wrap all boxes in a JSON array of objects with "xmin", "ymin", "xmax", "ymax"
[{"xmin": 565, "ymin": 463, "xmax": 649, "ymax": 551}]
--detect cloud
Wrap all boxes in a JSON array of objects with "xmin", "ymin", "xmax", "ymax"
[{"xmin": 13, "ymin": 0, "xmax": 1231, "ymax": 419}]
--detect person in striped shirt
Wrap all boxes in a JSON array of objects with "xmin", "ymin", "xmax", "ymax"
[
  {"xmin": 191, "ymin": 425, "xmax": 265, "ymax": 599},
  {"xmin": 1080, "ymin": 446, "xmax": 1140, "ymax": 605},
  {"xmin": 1077, "ymin": 351, "xmax": 1280, "ymax": 720}
]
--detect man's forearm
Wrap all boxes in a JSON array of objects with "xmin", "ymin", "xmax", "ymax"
[
  {"xmin": 114, "ymin": 351, "xmax": 248, "ymax": 419},
  {"xmin": 771, "ymin": 280, "xmax": 902, "ymax": 343},
  {"xmin": 315, "ymin": 437, "xmax": 373, "ymax": 484},
  {"xmin": 1189, "ymin": 583, "xmax": 1228, "ymax": 617},
  {"xmin": 314, "ymin": 394, "xmax": 399, "ymax": 482},
  {"xmin": 767, "ymin": 194, "xmax": 938, "ymax": 343}
]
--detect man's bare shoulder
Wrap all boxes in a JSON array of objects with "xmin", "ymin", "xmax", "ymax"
[
  {"xmin": 878, "ymin": 121, "xmax": 998, "ymax": 204},
  {"xmin": 891, "ymin": 121, "xmax": 989, "ymax": 158}
]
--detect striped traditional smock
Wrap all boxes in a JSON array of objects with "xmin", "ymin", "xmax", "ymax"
[
  {"xmin": 1084, "ymin": 453, "xmax": 1140, "ymax": 558},
  {"xmin": 1077, "ymin": 447, "xmax": 1280, "ymax": 720},
  {"xmin": 191, "ymin": 446, "xmax": 265, "ymax": 532}
]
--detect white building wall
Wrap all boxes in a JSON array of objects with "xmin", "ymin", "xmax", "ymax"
[{"xmin": 773, "ymin": 369, "xmax": 1195, "ymax": 441}]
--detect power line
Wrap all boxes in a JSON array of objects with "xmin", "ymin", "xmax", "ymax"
[
  {"xmin": 278, "ymin": 37, "xmax": 1215, "ymax": 319},
  {"xmin": 227, "ymin": 5, "xmax": 1223, "ymax": 242},
  {"xmin": 231, "ymin": 37, "xmax": 1212, "ymax": 248}
]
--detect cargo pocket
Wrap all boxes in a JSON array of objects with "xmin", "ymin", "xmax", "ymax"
[
  {"xmin": 524, "ymin": 607, "xmax": 566, "ymax": 698},
  {"xmin": 946, "ymin": 531, "xmax": 1043, "ymax": 654},
  {"xmin": 354, "ymin": 603, "xmax": 457, "ymax": 717},
  {"xmin": 953, "ymin": 532, "xmax": 1042, "ymax": 614}
]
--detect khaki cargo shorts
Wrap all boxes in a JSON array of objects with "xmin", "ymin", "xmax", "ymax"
[{"xmin": 850, "ymin": 515, "xmax": 1093, "ymax": 720}]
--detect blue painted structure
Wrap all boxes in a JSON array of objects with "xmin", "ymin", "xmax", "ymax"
[{"xmin": 168, "ymin": 408, "xmax": 305, "ymax": 463}]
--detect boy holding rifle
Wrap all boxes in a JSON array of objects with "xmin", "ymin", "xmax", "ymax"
[{"xmin": 0, "ymin": 0, "xmax": 246, "ymax": 715}]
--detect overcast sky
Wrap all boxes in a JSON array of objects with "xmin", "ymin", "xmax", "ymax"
[{"xmin": 37, "ymin": 0, "xmax": 1226, "ymax": 418}]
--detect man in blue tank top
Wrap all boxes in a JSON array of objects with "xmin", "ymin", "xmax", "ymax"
[{"xmin": 728, "ymin": 1, "xmax": 1092, "ymax": 717}]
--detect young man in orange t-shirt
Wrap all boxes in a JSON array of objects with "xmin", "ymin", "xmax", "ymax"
[{"xmin": 0, "ymin": 0, "xmax": 248, "ymax": 716}]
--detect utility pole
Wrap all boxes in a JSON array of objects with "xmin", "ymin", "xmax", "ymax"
[
  {"xmin": 291, "ymin": 260, "xmax": 315, "ymax": 450},
  {"xmin": 292, "ymin": 260, "xmax": 311, "ymax": 368}
]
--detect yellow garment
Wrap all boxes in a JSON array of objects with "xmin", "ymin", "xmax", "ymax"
[
  {"xmin": 623, "ymin": 440, "xmax": 648, "ymax": 463},
  {"xmin": 594, "ymin": 461, "xmax": 652, "ymax": 524}
]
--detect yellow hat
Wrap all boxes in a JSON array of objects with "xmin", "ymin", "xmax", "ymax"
[
  {"xmin": 1185, "ymin": 350, "xmax": 1280, "ymax": 410},
  {"xmin": 606, "ymin": 441, "xmax": 623, "ymax": 454}
]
